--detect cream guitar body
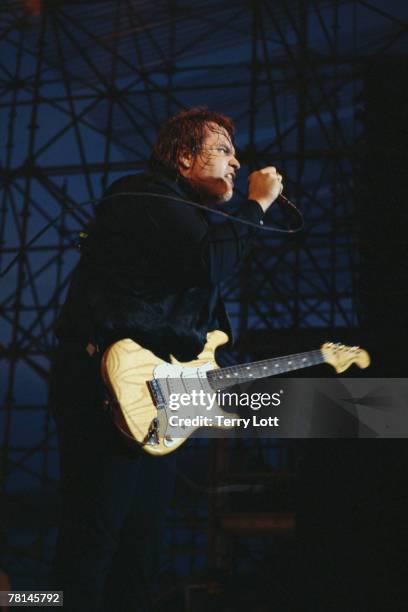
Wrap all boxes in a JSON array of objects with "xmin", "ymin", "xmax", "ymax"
[
  {"xmin": 101, "ymin": 331, "xmax": 230, "ymax": 456},
  {"xmin": 101, "ymin": 330, "xmax": 370, "ymax": 457}
]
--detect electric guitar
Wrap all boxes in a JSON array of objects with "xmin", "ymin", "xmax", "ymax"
[{"xmin": 101, "ymin": 330, "xmax": 370, "ymax": 456}]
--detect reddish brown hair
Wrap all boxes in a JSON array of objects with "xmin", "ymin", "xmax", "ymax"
[{"xmin": 152, "ymin": 107, "xmax": 235, "ymax": 172}]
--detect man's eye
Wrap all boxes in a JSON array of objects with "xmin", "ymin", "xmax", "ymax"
[{"xmin": 218, "ymin": 147, "xmax": 229, "ymax": 154}]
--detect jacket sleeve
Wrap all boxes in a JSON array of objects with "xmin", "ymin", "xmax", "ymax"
[{"xmin": 203, "ymin": 200, "xmax": 265, "ymax": 283}]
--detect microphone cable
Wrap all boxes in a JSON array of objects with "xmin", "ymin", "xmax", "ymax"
[{"xmin": 0, "ymin": 190, "xmax": 304, "ymax": 278}]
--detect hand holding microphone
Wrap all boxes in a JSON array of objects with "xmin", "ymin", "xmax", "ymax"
[{"xmin": 248, "ymin": 166, "xmax": 283, "ymax": 213}]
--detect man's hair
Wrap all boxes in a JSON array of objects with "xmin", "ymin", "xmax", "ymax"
[{"xmin": 152, "ymin": 107, "xmax": 235, "ymax": 172}]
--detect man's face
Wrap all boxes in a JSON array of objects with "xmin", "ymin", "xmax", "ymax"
[{"xmin": 180, "ymin": 123, "xmax": 240, "ymax": 204}]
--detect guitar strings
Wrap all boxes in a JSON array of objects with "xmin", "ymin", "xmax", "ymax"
[{"xmin": 207, "ymin": 349, "xmax": 324, "ymax": 379}]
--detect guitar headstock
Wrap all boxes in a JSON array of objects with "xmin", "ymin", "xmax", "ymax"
[{"xmin": 321, "ymin": 342, "xmax": 371, "ymax": 373}]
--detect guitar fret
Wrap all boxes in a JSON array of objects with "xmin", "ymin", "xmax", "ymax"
[{"xmin": 207, "ymin": 349, "xmax": 324, "ymax": 384}]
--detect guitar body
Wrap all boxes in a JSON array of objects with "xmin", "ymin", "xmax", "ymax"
[{"xmin": 101, "ymin": 330, "xmax": 230, "ymax": 456}]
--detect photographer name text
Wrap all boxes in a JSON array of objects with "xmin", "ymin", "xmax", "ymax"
[{"xmin": 168, "ymin": 414, "xmax": 279, "ymax": 428}]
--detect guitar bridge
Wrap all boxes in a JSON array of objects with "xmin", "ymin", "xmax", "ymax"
[
  {"xmin": 144, "ymin": 379, "xmax": 167, "ymax": 446},
  {"xmin": 147, "ymin": 378, "xmax": 166, "ymax": 409}
]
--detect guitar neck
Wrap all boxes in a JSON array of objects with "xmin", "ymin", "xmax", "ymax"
[{"xmin": 206, "ymin": 349, "xmax": 324, "ymax": 390}]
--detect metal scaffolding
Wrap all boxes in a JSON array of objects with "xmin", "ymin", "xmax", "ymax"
[{"xmin": 0, "ymin": 0, "xmax": 407, "ymax": 591}]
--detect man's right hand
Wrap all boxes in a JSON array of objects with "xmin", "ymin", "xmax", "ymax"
[{"xmin": 248, "ymin": 166, "xmax": 283, "ymax": 212}]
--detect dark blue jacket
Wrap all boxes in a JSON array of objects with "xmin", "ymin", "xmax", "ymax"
[{"xmin": 55, "ymin": 167, "xmax": 264, "ymax": 361}]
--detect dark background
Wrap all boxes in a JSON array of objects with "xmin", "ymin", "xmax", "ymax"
[{"xmin": 1, "ymin": 1, "xmax": 407, "ymax": 610}]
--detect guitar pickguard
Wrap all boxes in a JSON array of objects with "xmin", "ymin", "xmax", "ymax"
[{"xmin": 152, "ymin": 361, "xmax": 215, "ymax": 448}]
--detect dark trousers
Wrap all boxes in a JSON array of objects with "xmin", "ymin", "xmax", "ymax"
[{"xmin": 49, "ymin": 343, "xmax": 174, "ymax": 612}]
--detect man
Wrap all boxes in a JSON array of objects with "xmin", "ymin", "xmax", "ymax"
[{"xmin": 50, "ymin": 107, "xmax": 282, "ymax": 611}]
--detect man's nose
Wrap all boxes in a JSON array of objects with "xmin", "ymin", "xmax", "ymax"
[{"xmin": 230, "ymin": 156, "xmax": 240, "ymax": 170}]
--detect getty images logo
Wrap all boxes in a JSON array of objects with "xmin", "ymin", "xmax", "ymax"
[{"xmin": 168, "ymin": 389, "xmax": 283, "ymax": 411}]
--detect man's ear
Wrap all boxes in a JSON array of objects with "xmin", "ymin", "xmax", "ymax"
[{"xmin": 178, "ymin": 148, "xmax": 194, "ymax": 170}]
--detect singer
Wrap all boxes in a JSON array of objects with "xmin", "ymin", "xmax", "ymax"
[{"xmin": 49, "ymin": 107, "xmax": 283, "ymax": 611}]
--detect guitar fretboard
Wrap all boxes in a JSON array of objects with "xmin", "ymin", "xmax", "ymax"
[{"xmin": 206, "ymin": 349, "xmax": 324, "ymax": 390}]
